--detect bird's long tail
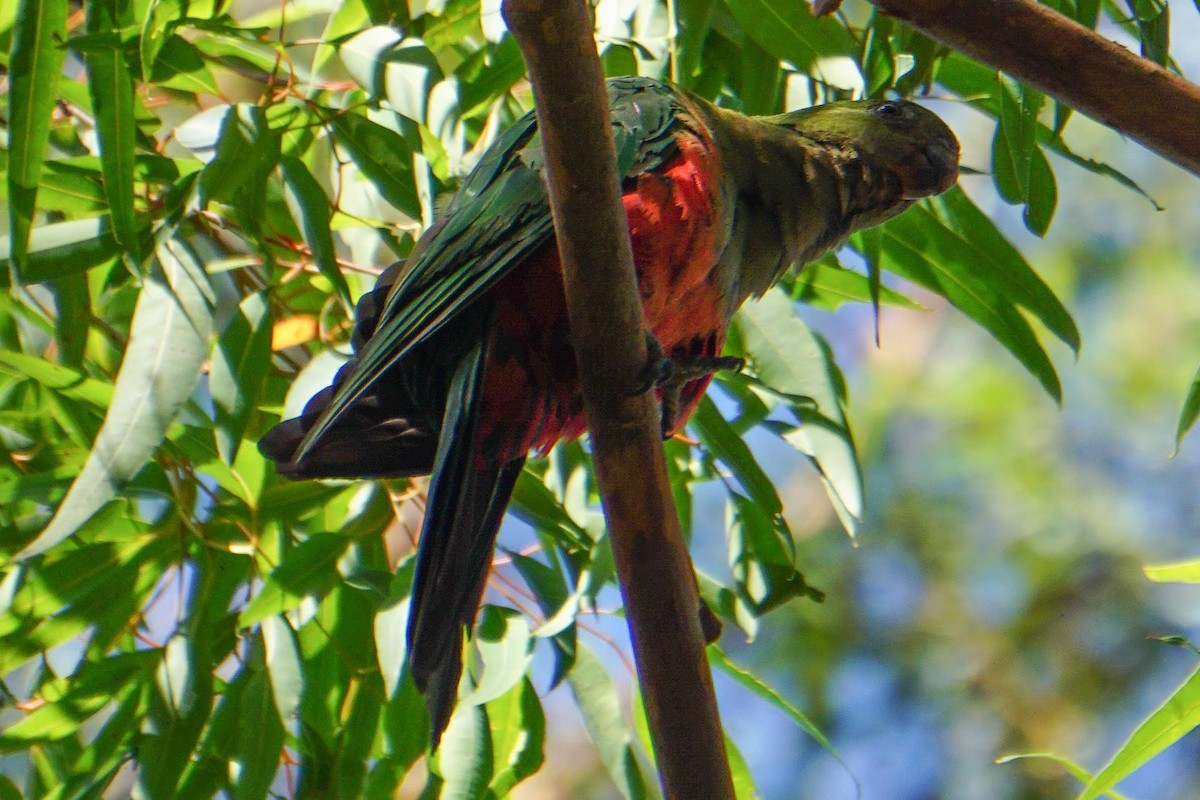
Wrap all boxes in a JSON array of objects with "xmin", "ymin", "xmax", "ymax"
[{"xmin": 406, "ymin": 330, "xmax": 525, "ymax": 748}]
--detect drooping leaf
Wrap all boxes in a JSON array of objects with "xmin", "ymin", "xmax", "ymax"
[
  {"xmin": 238, "ymin": 533, "xmax": 352, "ymax": 626},
  {"xmin": 460, "ymin": 606, "xmax": 534, "ymax": 707},
  {"xmin": 709, "ymin": 646, "xmax": 853, "ymax": 783},
  {"xmin": 16, "ymin": 238, "xmax": 214, "ymax": 560},
  {"xmin": 721, "ymin": 0, "xmax": 854, "ymax": 70}
]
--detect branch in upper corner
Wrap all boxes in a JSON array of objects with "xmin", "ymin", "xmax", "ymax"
[{"xmin": 871, "ymin": 0, "xmax": 1200, "ymax": 177}]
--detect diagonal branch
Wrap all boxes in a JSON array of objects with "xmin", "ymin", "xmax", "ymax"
[
  {"xmin": 871, "ymin": 0, "xmax": 1200, "ymax": 177},
  {"xmin": 500, "ymin": 0, "xmax": 735, "ymax": 797}
]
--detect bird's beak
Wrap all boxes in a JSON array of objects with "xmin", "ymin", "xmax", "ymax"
[{"xmin": 898, "ymin": 138, "xmax": 960, "ymax": 199}]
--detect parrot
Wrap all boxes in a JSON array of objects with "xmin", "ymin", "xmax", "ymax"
[{"xmin": 260, "ymin": 76, "xmax": 959, "ymax": 746}]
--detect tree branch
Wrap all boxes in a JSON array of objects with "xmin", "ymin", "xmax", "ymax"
[
  {"xmin": 871, "ymin": 0, "xmax": 1200, "ymax": 177},
  {"xmin": 500, "ymin": 1, "xmax": 735, "ymax": 797}
]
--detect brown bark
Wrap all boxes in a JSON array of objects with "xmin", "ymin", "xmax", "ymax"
[
  {"xmin": 500, "ymin": 1, "xmax": 735, "ymax": 798},
  {"xmin": 871, "ymin": 0, "xmax": 1200, "ymax": 177}
]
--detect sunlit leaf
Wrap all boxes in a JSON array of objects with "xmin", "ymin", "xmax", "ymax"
[
  {"xmin": 1143, "ymin": 559, "xmax": 1200, "ymax": 584},
  {"xmin": 709, "ymin": 645, "xmax": 854, "ymax": 785},
  {"xmin": 1077, "ymin": 666, "xmax": 1200, "ymax": 799},
  {"xmin": 722, "ymin": 0, "xmax": 854, "ymax": 69},
  {"xmin": 262, "ymin": 615, "xmax": 304, "ymax": 725},
  {"xmin": 460, "ymin": 606, "xmax": 534, "ymax": 707}
]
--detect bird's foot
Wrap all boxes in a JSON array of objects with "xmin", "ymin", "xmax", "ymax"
[{"xmin": 634, "ymin": 330, "xmax": 745, "ymax": 438}]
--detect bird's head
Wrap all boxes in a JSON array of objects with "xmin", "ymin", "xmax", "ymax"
[{"xmin": 770, "ymin": 98, "xmax": 960, "ymax": 200}]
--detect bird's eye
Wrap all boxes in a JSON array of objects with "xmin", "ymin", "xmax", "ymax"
[{"xmin": 873, "ymin": 101, "xmax": 908, "ymax": 121}]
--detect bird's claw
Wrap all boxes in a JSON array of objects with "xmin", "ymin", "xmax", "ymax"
[{"xmin": 633, "ymin": 330, "xmax": 745, "ymax": 438}]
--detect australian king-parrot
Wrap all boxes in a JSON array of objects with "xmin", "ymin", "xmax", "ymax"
[{"xmin": 260, "ymin": 76, "xmax": 959, "ymax": 745}]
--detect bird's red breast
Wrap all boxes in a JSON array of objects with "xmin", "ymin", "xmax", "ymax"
[{"xmin": 478, "ymin": 128, "xmax": 729, "ymax": 463}]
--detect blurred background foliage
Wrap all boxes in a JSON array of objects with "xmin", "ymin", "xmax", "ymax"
[{"xmin": 1, "ymin": 0, "xmax": 1199, "ymax": 797}]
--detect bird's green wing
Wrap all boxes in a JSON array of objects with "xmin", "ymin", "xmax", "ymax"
[{"xmin": 292, "ymin": 77, "xmax": 689, "ymax": 463}]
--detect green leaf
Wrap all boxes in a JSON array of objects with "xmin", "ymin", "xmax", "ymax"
[
  {"xmin": 232, "ymin": 657, "xmax": 286, "ymax": 800},
  {"xmin": 199, "ymin": 104, "xmax": 281, "ymax": 208},
  {"xmin": 721, "ymin": 0, "xmax": 854, "ymax": 70},
  {"xmin": 156, "ymin": 633, "xmax": 196, "ymax": 718},
  {"xmin": 709, "ymin": 646, "xmax": 854, "ymax": 783},
  {"xmin": 568, "ymin": 645, "xmax": 649, "ymax": 800},
  {"xmin": 736, "ymin": 288, "xmax": 863, "ymax": 535},
  {"xmin": 140, "ymin": 0, "xmax": 187, "ymax": 81},
  {"xmin": 692, "ymin": 395, "xmax": 783, "ymax": 518},
  {"xmin": 1126, "ymin": 0, "xmax": 1169, "ymax": 65},
  {"xmin": 1174, "ymin": 363, "xmax": 1200, "ymax": 452},
  {"xmin": 997, "ymin": 753, "xmax": 1131, "ymax": 799},
  {"xmin": 431, "ymin": 697, "xmax": 494, "ymax": 799},
  {"xmin": 262, "ymin": 614, "xmax": 304, "ymax": 725},
  {"xmin": 485, "ymin": 678, "xmax": 545, "ymax": 798},
  {"xmin": 6, "ymin": 0, "xmax": 68, "ymax": 283},
  {"xmin": 1077, "ymin": 666, "xmax": 1200, "ymax": 799},
  {"xmin": 461, "ymin": 606, "xmax": 534, "ymax": 707},
  {"xmin": 933, "ymin": 187, "xmax": 1078, "ymax": 352},
  {"xmin": 279, "ymin": 155, "xmax": 351, "ymax": 306},
  {"xmin": 329, "ymin": 111, "xmax": 421, "ymax": 220},
  {"xmin": 151, "ymin": 34, "xmax": 220, "ymax": 94},
  {"xmin": 508, "ymin": 549, "xmax": 577, "ymax": 687},
  {"xmin": 1143, "ymin": 560, "xmax": 1200, "ymax": 584},
  {"xmin": 792, "ymin": 258, "xmax": 922, "ymax": 312},
  {"xmin": 85, "ymin": 5, "xmax": 140, "ymax": 262},
  {"xmin": 0, "ymin": 350, "xmax": 114, "ymax": 407},
  {"xmin": 239, "ymin": 533, "xmax": 352, "ymax": 627},
  {"xmin": 0, "ymin": 652, "xmax": 154, "ymax": 752},
  {"xmin": 0, "ymin": 216, "xmax": 136, "ymax": 287},
  {"xmin": 211, "ymin": 290, "xmax": 273, "ymax": 464},
  {"xmin": 16, "ymin": 238, "xmax": 214, "ymax": 560},
  {"xmin": 1024, "ymin": 144, "xmax": 1058, "ymax": 237},
  {"xmin": 865, "ymin": 191, "xmax": 1067, "ymax": 401}
]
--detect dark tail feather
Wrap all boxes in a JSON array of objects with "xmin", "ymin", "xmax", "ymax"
[{"xmin": 406, "ymin": 333, "xmax": 525, "ymax": 748}]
